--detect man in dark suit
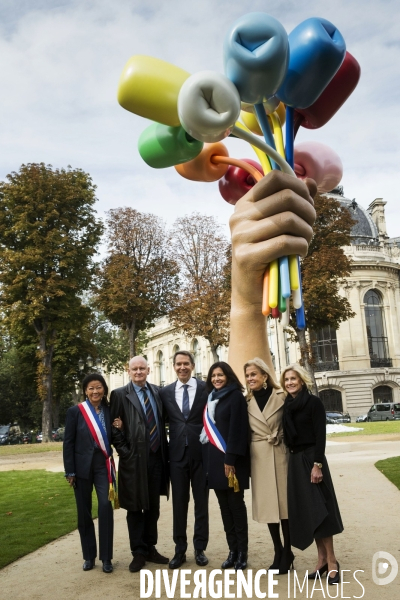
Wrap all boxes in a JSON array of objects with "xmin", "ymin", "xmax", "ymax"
[
  {"xmin": 110, "ymin": 356, "xmax": 170, "ymax": 573},
  {"xmin": 159, "ymin": 350, "xmax": 209, "ymax": 568}
]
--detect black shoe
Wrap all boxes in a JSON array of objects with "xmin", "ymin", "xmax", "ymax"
[
  {"xmin": 278, "ymin": 550, "xmax": 295, "ymax": 575},
  {"xmin": 328, "ymin": 562, "xmax": 340, "ymax": 585},
  {"xmin": 235, "ymin": 552, "xmax": 248, "ymax": 571},
  {"xmin": 129, "ymin": 554, "xmax": 146, "ymax": 573},
  {"xmin": 102, "ymin": 560, "xmax": 113, "ymax": 573},
  {"xmin": 268, "ymin": 549, "xmax": 283, "ymax": 571},
  {"xmin": 169, "ymin": 552, "xmax": 186, "ymax": 569},
  {"xmin": 308, "ymin": 563, "xmax": 328, "ymax": 579},
  {"xmin": 195, "ymin": 550, "xmax": 209, "ymax": 567},
  {"xmin": 83, "ymin": 559, "xmax": 95, "ymax": 571},
  {"xmin": 147, "ymin": 547, "xmax": 169, "ymax": 564},
  {"xmin": 221, "ymin": 551, "xmax": 238, "ymax": 569}
]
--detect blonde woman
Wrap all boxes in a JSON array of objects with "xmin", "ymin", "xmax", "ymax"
[
  {"xmin": 281, "ymin": 364, "xmax": 343, "ymax": 586},
  {"xmin": 244, "ymin": 358, "xmax": 293, "ymax": 574}
]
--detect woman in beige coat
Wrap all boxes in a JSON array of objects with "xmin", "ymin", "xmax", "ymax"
[{"xmin": 245, "ymin": 357, "xmax": 293, "ymax": 574}]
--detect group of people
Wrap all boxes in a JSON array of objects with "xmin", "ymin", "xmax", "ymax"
[{"xmin": 63, "ymin": 350, "xmax": 343, "ymax": 584}]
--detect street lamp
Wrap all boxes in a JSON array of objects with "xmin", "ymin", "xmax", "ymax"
[{"xmin": 78, "ymin": 355, "xmax": 101, "ymax": 374}]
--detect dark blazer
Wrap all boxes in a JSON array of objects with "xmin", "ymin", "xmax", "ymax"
[
  {"xmin": 202, "ymin": 388, "xmax": 250, "ymax": 490},
  {"xmin": 63, "ymin": 402, "xmax": 112, "ymax": 479},
  {"xmin": 110, "ymin": 382, "xmax": 169, "ymax": 512},
  {"xmin": 160, "ymin": 378, "xmax": 208, "ymax": 462}
]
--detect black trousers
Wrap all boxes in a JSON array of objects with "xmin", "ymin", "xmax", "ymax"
[
  {"xmin": 215, "ymin": 488, "xmax": 248, "ymax": 553},
  {"xmin": 126, "ymin": 449, "xmax": 163, "ymax": 557},
  {"xmin": 74, "ymin": 448, "xmax": 113, "ymax": 561},
  {"xmin": 170, "ymin": 448, "xmax": 209, "ymax": 553}
]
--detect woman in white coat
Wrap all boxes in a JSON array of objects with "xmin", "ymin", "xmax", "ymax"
[{"xmin": 244, "ymin": 357, "xmax": 293, "ymax": 574}]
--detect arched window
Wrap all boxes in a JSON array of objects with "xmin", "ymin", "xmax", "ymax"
[
  {"xmin": 319, "ymin": 389, "xmax": 343, "ymax": 412},
  {"xmin": 311, "ymin": 326, "xmax": 339, "ymax": 371},
  {"xmin": 192, "ymin": 340, "xmax": 202, "ymax": 377},
  {"xmin": 373, "ymin": 385, "xmax": 393, "ymax": 404},
  {"xmin": 364, "ymin": 290, "xmax": 392, "ymax": 367},
  {"xmin": 157, "ymin": 350, "xmax": 165, "ymax": 386}
]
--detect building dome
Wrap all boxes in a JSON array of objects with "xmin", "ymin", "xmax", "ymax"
[{"xmin": 323, "ymin": 186, "xmax": 379, "ymax": 245}]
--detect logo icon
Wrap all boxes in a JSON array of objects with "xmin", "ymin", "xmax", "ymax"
[{"xmin": 372, "ymin": 551, "xmax": 398, "ymax": 586}]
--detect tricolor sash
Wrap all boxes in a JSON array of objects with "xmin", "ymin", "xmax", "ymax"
[
  {"xmin": 78, "ymin": 400, "xmax": 119, "ymax": 509},
  {"xmin": 203, "ymin": 404, "xmax": 227, "ymax": 453},
  {"xmin": 203, "ymin": 402, "xmax": 240, "ymax": 492}
]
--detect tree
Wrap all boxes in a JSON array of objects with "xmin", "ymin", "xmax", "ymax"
[
  {"xmin": 96, "ymin": 208, "xmax": 179, "ymax": 357},
  {"xmin": 168, "ymin": 213, "xmax": 231, "ymax": 362},
  {"xmin": 0, "ymin": 163, "xmax": 103, "ymax": 441},
  {"xmin": 288, "ymin": 193, "xmax": 356, "ymax": 391}
]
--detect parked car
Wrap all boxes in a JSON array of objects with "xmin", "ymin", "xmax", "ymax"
[
  {"xmin": 22, "ymin": 432, "xmax": 31, "ymax": 443},
  {"xmin": 356, "ymin": 414, "xmax": 368, "ymax": 423},
  {"xmin": 53, "ymin": 427, "xmax": 65, "ymax": 441},
  {"xmin": 366, "ymin": 403, "xmax": 400, "ymax": 422},
  {"xmin": 36, "ymin": 431, "xmax": 43, "ymax": 443},
  {"xmin": 326, "ymin": 411, "xmax": 351, "ymax": 424},
  {"xmin": 0, "ymin": 424, "xmax": 23, "ymax": 445}
]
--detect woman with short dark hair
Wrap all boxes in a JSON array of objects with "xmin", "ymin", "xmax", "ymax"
[
  {"xmin": 200, "ymin": 361, "xmax": 250, "ymax": 570},
  {"xmin": 63, "ymin": 373, "xmax": 122, "ymax": 573}
]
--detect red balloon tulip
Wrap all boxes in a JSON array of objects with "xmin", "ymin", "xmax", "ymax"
[
  {"xmin": 219, "ymin": 159, "xmax": 263, "ymax": 205},
  {"xmin": 294, "ymin": 51, "xmax": 360, "ymax": 133}
]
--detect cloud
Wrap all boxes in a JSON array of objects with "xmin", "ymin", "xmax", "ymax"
[{"xmin": 0, "ymin": 0, "xmax": 399, "ymax": 238}]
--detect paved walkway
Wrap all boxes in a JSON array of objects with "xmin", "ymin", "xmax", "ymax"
[{"xmin": 1, "ymin": 438, "xmax": 400, "ymax": 599}]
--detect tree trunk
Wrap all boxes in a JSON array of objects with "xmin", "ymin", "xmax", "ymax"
[
  {"xmin": 127, "ymin": 319, "xmax": 136, "ymax": 359},
  {"xmin": 34, "ymin": 320, "xmax": 55, "ymax": 443},
  {"xmin": 297, "ymin": 329, "xmax": 318, "ymax": 395},
  {"xmin": 211, "ymin": 345, "xmax": 219, "ymax": 363},
  {"xmin": 52, "ymin": 398, "xmax": 60, "ymax": 429}
]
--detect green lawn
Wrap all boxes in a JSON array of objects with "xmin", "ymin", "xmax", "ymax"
[
  {"xmin": 0, "ymin": 442, "xmax": 63, "ymax": 456},
  {"xmin": 328, "ymin": 421, "xmax": 400, "ymax": 437},
  {"xmin": 375, "ymin": 456, "xmax": 400, "ymax": 491},
  {"xmin": 0, "ymin": 470, "xmax": 97, "ymax": 569}
]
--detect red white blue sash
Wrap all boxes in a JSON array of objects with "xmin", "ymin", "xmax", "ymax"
[
  {"xmin": 78, "ymin": 400, "xmax": 119, "ymax": 508},
  {"xmin": 203, "ymin": 404, "xmax": 227, "ymax": 453}
]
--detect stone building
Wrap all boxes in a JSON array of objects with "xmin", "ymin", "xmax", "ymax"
[{"xmin": 141, "ymin": 188, "xmax": 400, "ymax": 419}]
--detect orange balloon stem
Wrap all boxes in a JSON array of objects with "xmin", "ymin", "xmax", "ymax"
[
  {"xmin": 210, "ymin": 156, "xmax": 263, "ymax": 182},
  {"xmin": 262, "ymin": 266, "xmax": 271, "ymax": 316}
]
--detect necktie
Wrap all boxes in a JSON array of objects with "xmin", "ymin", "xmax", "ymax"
[
  {"xmin": 142, "ymin": 387, "xmax": 160, "ymax": 452},
  {"xmin": 182, "ymin": 384, "xmax": 190, "ymax": 420}
]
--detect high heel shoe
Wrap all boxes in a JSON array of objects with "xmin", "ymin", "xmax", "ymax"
[
  {"xmin": 308, "ymin": 563, "xmax": 328, "ymax": 579},
  {"xmin": 268, "ymin": 549, "xmax": 283, "ymax": 570},
  {"xmin": 221, "ymin": 551, "xmax": 238, "ymax": 569},
  {"xmin": 328, "ymin": 561, "xmax": 340, "ymax": 585},
  {"xmin": 278, "ymin": 550, "xmax": 295, "ymax": 575}
]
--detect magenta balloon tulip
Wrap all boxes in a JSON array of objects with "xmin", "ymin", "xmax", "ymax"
[
  {"xmin": 219, "ymin": 159, "xmax": 263, "ymax": 205},
  {"xmin": 294, "ymin": 141, "xmax": 343, "ymax": 192}
]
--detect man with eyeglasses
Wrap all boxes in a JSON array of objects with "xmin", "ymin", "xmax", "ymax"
[{"xmin": 110, "ymin": 356, "xmax": 170, "ymax": 573}]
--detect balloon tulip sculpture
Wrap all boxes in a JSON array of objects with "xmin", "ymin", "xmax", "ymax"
[{"xmin": 117, "ymin": 12, "xmax": 360, "ymax": 331}]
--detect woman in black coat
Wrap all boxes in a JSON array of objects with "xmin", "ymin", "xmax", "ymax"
[
  {"xmin": 200, "ymin": 361, "xmax": 250, "ymax": 571},
  {"xmin": 281, "ymin": 364, "xmax": 344, "ymax": 585},
  {"xmin": 63, "ymin": 373, "xmax": 121, "ymax": 573}
]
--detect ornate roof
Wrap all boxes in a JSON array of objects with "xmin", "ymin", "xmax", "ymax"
[{"xmin": 323, "ymin": 186, "xmax": 379, "ymax": 246}]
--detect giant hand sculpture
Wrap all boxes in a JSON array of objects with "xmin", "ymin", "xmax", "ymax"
[{"xmin": 228, "ymin": 171, "xmax": 316, "ymax": 378}]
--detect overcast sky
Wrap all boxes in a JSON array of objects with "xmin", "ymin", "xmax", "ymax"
[{"xmin": 1, "ymin": 0, "xmax": 399, "ymax": 238}]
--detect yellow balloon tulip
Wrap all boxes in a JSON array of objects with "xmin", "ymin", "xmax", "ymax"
[
  {"xmin": 117, "ymin": 55, "xmax": 190, "ymax": 127},
  {"xmin": 240, "ymin": 110, "xmax": 263, "ymax": 135}
]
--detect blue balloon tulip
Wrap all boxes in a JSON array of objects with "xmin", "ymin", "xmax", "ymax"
[
  {"xmin": 223, "ymin": 12, "xmax": 289, "ymax": 105},
  {"xmin": 277, "ymin": 17, "xmax": 346, "ymax": 109}
]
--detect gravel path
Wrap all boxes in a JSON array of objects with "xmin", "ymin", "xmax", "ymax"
[{"xmin": 1, "ymin": 438, "xmax": 400, "ymax": 599}]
